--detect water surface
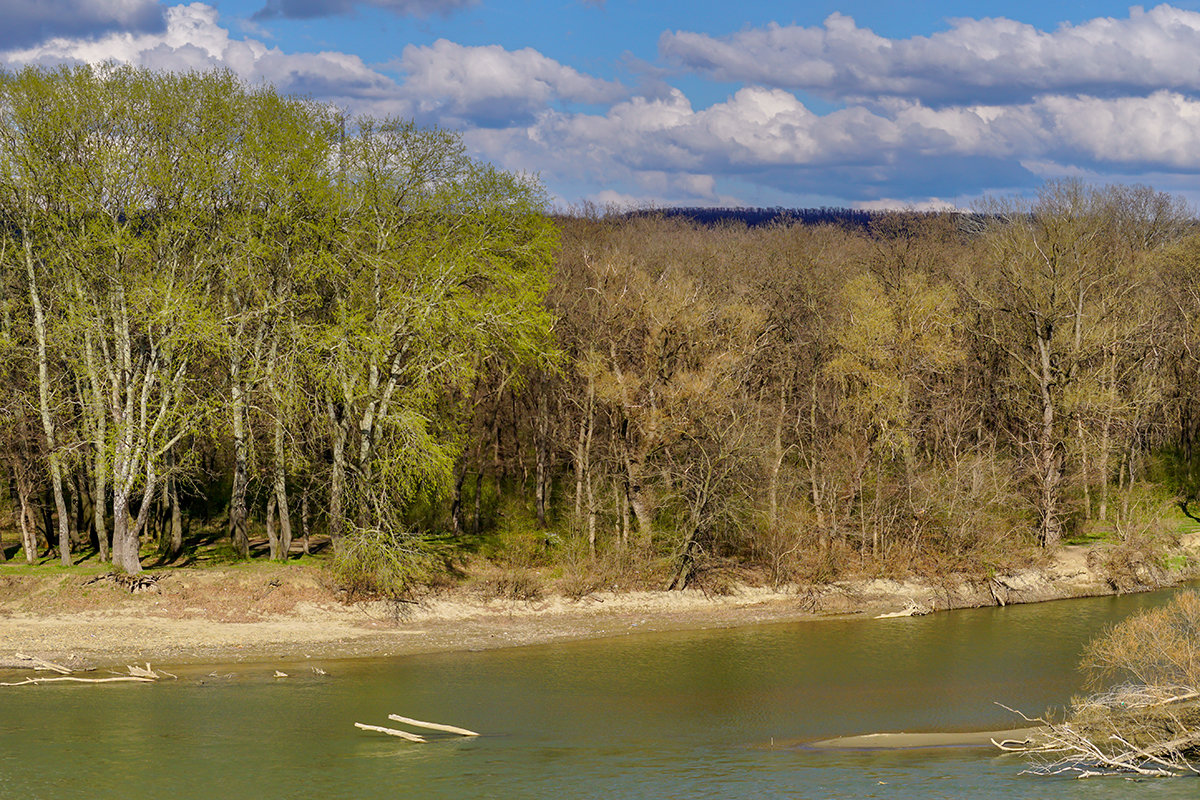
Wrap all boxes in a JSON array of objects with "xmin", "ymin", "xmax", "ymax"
[{"xmin": 3, "ymin": 586, "xmax": 1197, "ymax": 798}]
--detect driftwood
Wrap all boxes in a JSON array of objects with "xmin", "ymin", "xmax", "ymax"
[
  {"xmin": 355, "ymin": 714, "xmax": 479, "ymax": 742},
  {"xmin": 0, "ymin": 663, "xmax": 166, "ymax": 687},
  {"xmin": 354, "ymin": 723, "xmax": 427, "ymax": 742},
  {"xmin": 0, "ymin": 676, "xmax": 154, "ymax": 686},
  {"xmin": 12, "ymin": 653, "xmax": 72, "ymax": 674},
  {"xmin": 995, "ymin": 695, "xmax": 1200, "ymax": 778},
  {"xmin": 874, "ymin": 602, "xmax": 932, "ymax": 619},
  {"xmin": 387, "ymin": 714, "xmax": 480, "ymax": 737}
]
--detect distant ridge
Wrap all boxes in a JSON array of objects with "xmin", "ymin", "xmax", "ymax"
[{"xmin": 620, "ymin": 206, "xmax": 954, "ymax": 229}]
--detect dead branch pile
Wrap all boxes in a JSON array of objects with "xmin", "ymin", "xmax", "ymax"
[
  {"xmin": 998, "ymin": 691, "xmax": 1200, "ymax": 777},
  {"xmin": 84, "ymin": 572, "xmax": 160, "ymax": 593},
  {"xmin": 997, "ymin": 590, "xmax": 1200, "ymax": 778}
]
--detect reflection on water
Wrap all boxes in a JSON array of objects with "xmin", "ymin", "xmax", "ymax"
[{"xmin": 2, "ymin": 586, "xmax": 1197, "ymax": 799}]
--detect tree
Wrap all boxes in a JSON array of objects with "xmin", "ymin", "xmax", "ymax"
[
  {"xmin": 1005, "ymin": 590, "xmax": 1200, "ymax": 777},
  {"xmin": 317, "ymin": 118, "xmax": 556, "ymax": 544},
  {"xmin": 827, "ymin": 270, "xmax": 963, "ymax": 559},
  {"xmin": 971, "ymin": 181, "xmax": 1186, "ymax": 548}
]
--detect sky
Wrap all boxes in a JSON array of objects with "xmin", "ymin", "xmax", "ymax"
[{"xmin": 4, "ymin": 0, "xmax": 1200, "ymax": 210}]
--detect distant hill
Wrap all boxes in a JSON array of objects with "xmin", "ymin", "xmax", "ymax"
[{"xmin": 618, "ymin": 206, "xmax": 961, "ymax": 229}]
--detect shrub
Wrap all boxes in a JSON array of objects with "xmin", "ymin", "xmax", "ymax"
[
  {"xmin": 1081, "ymin": 589, "xmax": 1200, "ymax": 691},
  {"xmin": 329, "ymin": 528, "xmax": 438, "ymax": 600}
]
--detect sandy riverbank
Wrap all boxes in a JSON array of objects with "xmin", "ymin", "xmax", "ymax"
[{"xmin": 1, "ymin": 537, "xmax": 1197, "ymax": 672}]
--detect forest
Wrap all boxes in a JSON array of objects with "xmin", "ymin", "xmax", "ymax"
[{"xmin": 4, "ymin": 64, "xmax": 1200, "ymax": 595}]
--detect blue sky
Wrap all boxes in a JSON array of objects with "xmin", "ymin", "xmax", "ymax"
[{"xmin": 5, "ymin": 0, "xmax": 1200, "ymax": 209}]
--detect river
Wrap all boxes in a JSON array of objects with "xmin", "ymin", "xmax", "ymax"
[{"xmin": 2, "ymin": 586, "xmax": 1197, "ymax": 798}]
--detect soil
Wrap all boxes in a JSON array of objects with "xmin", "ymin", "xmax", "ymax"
[{"xmin": 2, "ymin": 535, "xmax": 1198, "ymax": 673}]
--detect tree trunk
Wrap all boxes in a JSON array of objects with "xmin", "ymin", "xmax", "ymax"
[
  {"xmin": 229, "ymin": 378, "xmax": 250, "ymax": 558},
  {"xmin": 1036, "ymin": 330, "xmax": 1063, "ymax": 549},
  {"xmin": 111, "ymin": 486, "xmax": 139, "ymax": 573},
  {"xmin": 473, "ymin": 470, "xmax": 484, "ymax": 537},
  {"xmin": 580, "ymin": 375, "xmax": 596, "ymax": 556},
  {"xmin": 300, "ymin": 486, "xmax": 311, "ymax": 556},
  {"xmin": 667, "ymin": 528, "xmax": 701, "ymax": 590},
  {"xmin": 769, "ymin": 383, "xmax": 786, "ymax": 533},
  {"xmin": 86, "ymin": 334, "xmax": 110, "ymax": 561},
  {"xmin": 271, "ymin": 412, "xmax": 292, "ymax": 561},
  {"xmin": 266, "ymin": 492, "xmax": 278, "ymax": 560},
  {"xmin": 25, "ymin": 238, "xmax": 71, "ymax": 566},
  {"xmin": 1098, "ymin": 350, "xmax": 1115, "ymax": 523},
  {"xmin": 15, "ymin": 471, "xmax": 36, "ymax": 563},
  {"xmin": 451, "ymin": 467, "xmax": 467, "ymax": 534},
  {"xmin": 167, "ymin": 474, "xmax": 183, "ymax": 561},
  {"xmin": 615, "ymin": 414, "xmax": 652, "ymax": 543},
  {"xmin": 1099, "ymin": 409, "xmax": 1112, "ymax": 522},
  {"xmin": 535, "ymin": 389, "xmax": 548, "ymax": 528},
  {"xmin": 66, "ymin": 474, "xmax": 82, "ymax": 550},
  {"xmin": 1077, "ymin": 415, "xmax": 1091, "ymax": 520},
  {"xmin": 328, "ymin": 401, "xmax": 349, "ymax": 540}
]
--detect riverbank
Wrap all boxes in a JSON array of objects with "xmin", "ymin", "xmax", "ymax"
[{"xmin": 2, "ymin": 535, "xmax": 1198, "ymax": 672}]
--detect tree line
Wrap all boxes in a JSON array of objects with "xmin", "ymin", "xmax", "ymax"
[
  {"xmin": 490, "ymin": 189, "xmax": 1200, "ymax": 589},
  {"xmin": 3, "ymin": 65, "xmax": 1200, "ymax": 590},
  {"xmin": 0, "ymin": 65, "xmax": 554, "ymax": 575}
]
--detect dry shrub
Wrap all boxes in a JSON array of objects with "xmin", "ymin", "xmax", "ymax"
[
  {"xmin": 1008, "ymin": 591, "xmax": 1200, "ymax": 777},
  {"xmin": 469, "ymin": 565, "xmax": 544, "ymax": 601},
  {"xmin": 329, "ymin": 528, "xmax": 439, "ymax": 601},
  {"xmin": 1090, "ymin": 541, "xmax": 1168, "ymax": 593},
  {"xmin": 553, "ymin": 543, "xmax": 661, "ymax": 597},
  {"xmin": 686, "ymin": 557, "xmax": 763, "ymax": 596},
  {"xmin": 1089, "ymin": 494, "xmax": 1177, "ymax": 591},
  {"xmin": 1081, "ymin": 589, "xmax": 1200, "ymax": 691}
]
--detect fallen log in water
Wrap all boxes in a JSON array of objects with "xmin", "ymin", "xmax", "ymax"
[
  {"xmin": 387, "ymin": 714, "xmax": 480, "ymax": 737},
  {"xmin": 0, "ymin": 676, "xmax": 155, "ymax": 686},
  {"xmin": 995, "ymin": 698, "xmax": 1200, "ymax": 777},
  {"xmin": 354, "ymin": 723, "xmax": 427, "ymax": 742}
]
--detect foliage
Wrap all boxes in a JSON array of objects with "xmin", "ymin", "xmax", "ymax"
[
  {"xmin": 329, "ymin": 528, "xmax": 439, "ymax": 600},
  {"xmin": 1082, "ymin": 590, "xmax": 1200, "ymax": 691},
  {"xmin": 0, "ymin": 68, "xmax": 1197, "ymax": 596},
  {"xmin": 1005, "ymin": 591, "xmax": 1200, "ymax": 777}
]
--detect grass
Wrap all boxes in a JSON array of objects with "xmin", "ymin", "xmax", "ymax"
[{"xmin": 0, "ymin": 517, "xmax": 335, "ymax": 578}]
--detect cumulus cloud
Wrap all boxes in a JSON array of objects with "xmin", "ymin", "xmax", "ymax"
[
  {"xmin": 467, "ymin": 86, "xmax": 1200, "ymax": 203},
  {"xmin": 1, "ymin": 3, "xmax": 397, "ymax": 107},
  {"xmin": 0, "ymin": 4, "xmax": 625, "ymax": 128},
  {"xmin": 394, "ymin": 39, "xmax": 627, "ymax": 126},
  {"xmin": 661, "ymin": 4, "xmax": 1200, "ymax": 104},
  {"xmin": 7, "ymin": 1, "xmax": 1200, "ymax": 206},
  {"xmin": 855, "ymin": 197, "xmax": 963, "ymax": 212},
  {"xmin": 0, "ymin": 0, "xmax": 166, "ymax": 49},
  {"xmin": 253, "ymin": 0, "xmax": 476, "ymax": 20}
]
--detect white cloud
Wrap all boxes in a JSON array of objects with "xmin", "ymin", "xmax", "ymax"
[
  {"xmin": 466, "ymin": 86, "xmax": 1200, "ymax": 203},
  {"xmin": 0, "ymin": 0, "xmax": 165, "ymax": 49},
  {"xmin": 661, "ymin": 5, "xmax": 1200, "ymax": 103},
  {"xmin": 394, "ymin": 39, "xmax": 627, "ymax": 126},
  {"xmin": 0, "ymin": 5, "xmax": 624, "ymax": 128},
  {"xmin": 7, "ymin": 2, "xmax": 1200, "ymax": 206},
  {"xmin": 2, "ymin": 3, "xmax": 398, "ymax": 107},
  {"xmin": 854, "ymin": 197, "xmax": 963, "ymax": 212}
]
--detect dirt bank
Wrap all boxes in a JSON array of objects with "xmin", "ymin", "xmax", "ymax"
[{"xmin": 2, "ymin": 536, "xmax": 1197, "ymax": 672}]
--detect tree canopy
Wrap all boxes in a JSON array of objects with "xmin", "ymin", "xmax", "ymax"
[{"xmin": 0, "ymin": 64, "xmax": 556, "ymax": 573}]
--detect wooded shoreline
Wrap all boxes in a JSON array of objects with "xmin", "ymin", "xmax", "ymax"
[
  {"xmin": 6, "ymin": 66, "xmax": 1200, "ymax": 611},
  {"xmin": 3, "ymin": 537, "xmax": 1197, "ymax": 672}
]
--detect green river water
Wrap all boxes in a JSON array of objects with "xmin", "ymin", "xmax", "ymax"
[{"xmin": 3, "ymin": 586, "xmax": 1199, "ymax": 799}]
